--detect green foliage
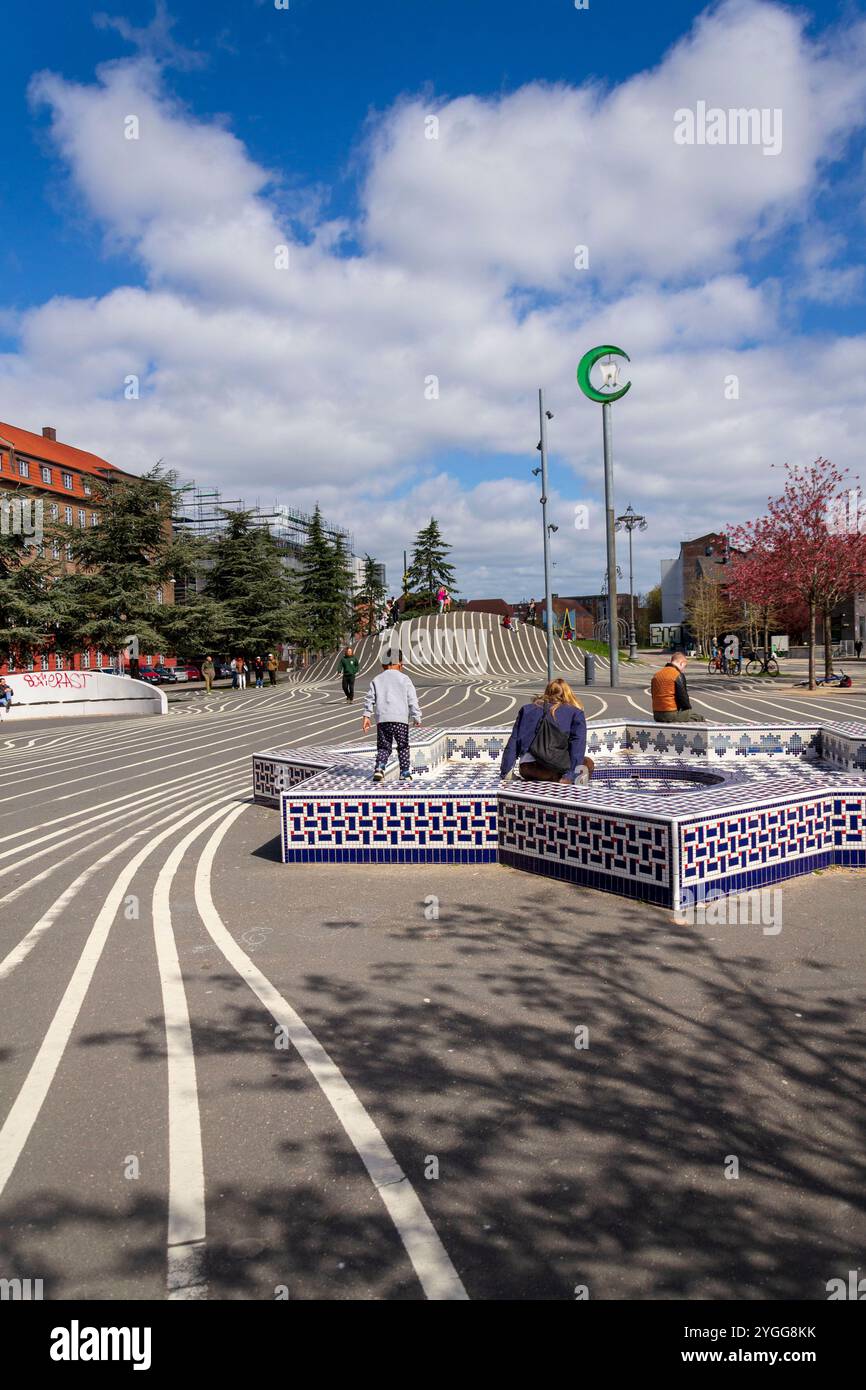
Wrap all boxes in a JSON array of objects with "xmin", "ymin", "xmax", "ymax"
[
  {"xmin": 51, "ymin": 467, "xmax": 194, "ymax": 661},
  {"xmin": 0, "ymin": 491, "xmax": 59, "ymax": 667},
  {"xmin": 291, "ymin": 505, "xmax": 354, "ymax": 651},
  {"xmin": 204, "ymin": 510, "xmax": 296, "ymax": 656},
  {"xmin": 354, "ymin": 554, "xmax": 388, "ymax": 636},
  {"xmin": 406, "ymin": 518, "xmax": 456, "ymax": 605}
]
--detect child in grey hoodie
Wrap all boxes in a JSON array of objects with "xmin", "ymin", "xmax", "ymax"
[{"xmin": 362, "ymin": 654, "xmax": 422, "ymax": 781}]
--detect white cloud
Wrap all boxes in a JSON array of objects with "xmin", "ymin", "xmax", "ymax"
[{"xmin": 3, "ymin": 0, "xmax": 866, "ymax": 598}]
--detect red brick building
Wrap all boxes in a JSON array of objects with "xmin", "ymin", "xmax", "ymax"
[{"xmin": 0, "ymin": 421, "xmax": 173, "ymax": 676}]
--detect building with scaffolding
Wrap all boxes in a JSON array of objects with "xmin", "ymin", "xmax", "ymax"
[{"xmin": 172, "ymin": 487, "xmax": 377, "ymax": 603}]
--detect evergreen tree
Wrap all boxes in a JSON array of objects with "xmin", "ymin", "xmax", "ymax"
[
  {"xmin": 0, "ymin": 490, "xmax": 58, "ymax": 668},
  {"xmin": 354, "ymin": 554, "xmax": 388, "ymax": 636},
  {"xmin": 292, "ymin": 506, "xmax": 354, "ymax": 652},
  {"xmin": 52, "ymin": 466, "xmax": 197, "ymax": 664},
  {"xmin": 406, "ymin": 517, "xmax": 457, "ymax": 606},
  {"xmin": 331, "ymin": 531, "xmax": 356, "ymax": 643},
  {"xmin": 204, "ymin": 511, "xmax": 296, "ymax": 656}
]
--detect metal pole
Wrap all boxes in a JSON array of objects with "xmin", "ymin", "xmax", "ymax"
[
  {"xmin": 539, "ymin": 388, "xmax": 555, "ymax": 686},
  {"xmin": 628, "ymin": 525, "xmax": 637, "ymax": 660},
  {"xmin": 602, "ymin": 401, "xmax": 619, "ymax": 687}
]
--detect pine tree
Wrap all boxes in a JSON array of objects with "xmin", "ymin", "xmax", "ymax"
[
  {"xmin": 0, "ymin": 490, "xmax": 58, "ymax": 668},
  {"xmin": 204, "ymin": 511, "xmax": 296, "ymax": 657},
  {"xmin": 331, "ymin": 532, "xmax": 356, "ymax": 644},
  {"xmin": 51, "ymin": 466, "xmax": 196, "ymax": 665},
  {"xmin": 406, "ymin": 518, "xmax": 457, "ymax": 607},
  {"xmin": 292, "ymin": 506, "xmax": 354, "ymax": 652},
  {"xmin": 354, "ymin": 554, "xmax": 387, "ymax": 636}
]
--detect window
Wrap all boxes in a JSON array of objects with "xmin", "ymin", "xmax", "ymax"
[
  {"xmin": 82, "ymin": 479, "xmax": 91, "ymax": 495},
  {"xmin": 41, "ymin": 465, "xmax": 52, "ymax": 485},
  {"xmin": 56, "ymin": 653, "xmax": 64, "ymax": 670},
  {"xmin": 52, "ymin": 541, "xmax": 60, "ymax": 560},
  {"xmin": 62, "ymin": 472, "xmax": 73, "ymax": 489},
  {"xmin": 49, "ymin": 503, "xmax": 58, "ymax": 521},
  {"xmin": 25, "ymin": 657, "xmax": 34, "ymax": 672},
  {"xmin": 77, "ymin": 509, "xmax": 86, "ymax": 528},
  {"xmin": 91, "ymin": 512, "xmax": 99, "ymax": 527},
  {"xmin": 18, "ymin": 459, "xmax": 29, "ymax": 478},
  {"xmin": 81, "ymin": 651, "xmax": 91, "ymax": 669},
  {"xmin": 64, "ymin": 507, "xmax": 73, "ymax": 524},
  {"xmin": 155, "ymin": 587, "xmax": 164, "ymax": 605},
  {"xmin": 65, "ymin": 544, "xmax": 73, "ymax": 561},
  {"xmin": 40, "ymin": 653, "xmax": 49, "ymax": 671}
]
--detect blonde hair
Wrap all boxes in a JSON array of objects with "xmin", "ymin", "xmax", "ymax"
[{"xmin": 533, "ymin": 678, "xmax": 583, "ymax": 712}]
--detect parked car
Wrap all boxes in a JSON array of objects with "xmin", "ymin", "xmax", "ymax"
[
  {"xmin": 137, "ymin": 666, "xmax": 162, "ymax": 685},
  {"xmin": 163, "ymin": 665, "xmax": 187, "ymax": 682},
  {"xmin": 178, "ymin": 664, "xmax": 203, "ymax": 681}
]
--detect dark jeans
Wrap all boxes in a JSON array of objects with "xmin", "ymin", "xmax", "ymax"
[
  {"xmin": 653, "ymin": 709, "xmax": 705, "ymax": 723},
  {"xmin": 268, "ymin": 669, "xmax": 276, "ymax": 685},
  {"xmin": 376, "ymin": 721, "xmax": 410, "ymax": 774},
  {"xmin": 342, "ymin": 673, "xmax": 356, "ymax": 700},
  {"xmin": 519, "ymin": 756, "xmax": 595, "ymax": 782}
]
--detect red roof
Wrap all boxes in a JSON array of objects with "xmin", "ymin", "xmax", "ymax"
[{"xmin": 0, "ymin": 421, "xmax": 117, "ymax": 479}]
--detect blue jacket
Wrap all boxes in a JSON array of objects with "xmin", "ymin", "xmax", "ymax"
[{"xmin": 500, "ymin": 702, "xmax": 587, "ymax": 779}]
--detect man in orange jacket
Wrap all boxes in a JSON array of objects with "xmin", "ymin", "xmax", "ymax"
[{"xmin": 651, "ymin": 651, "xmax": 705, "ymax": 723}]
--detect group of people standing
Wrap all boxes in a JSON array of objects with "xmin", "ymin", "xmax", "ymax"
[{"xmin": 200, "ymin": 654, "xmax": 279, "ymax": 693}]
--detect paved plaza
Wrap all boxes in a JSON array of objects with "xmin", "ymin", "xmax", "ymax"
[{"xmin": 1, "ymin": 663, "xmax": 865, "ymax": 1299}]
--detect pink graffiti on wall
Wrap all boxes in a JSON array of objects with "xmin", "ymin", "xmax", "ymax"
[{"xmin": 19, "ymin": 672, "xmax": 89, "ymax": 690}]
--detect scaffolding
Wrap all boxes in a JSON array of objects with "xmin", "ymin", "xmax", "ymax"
[{"xmin": 172, "ymin": 486, "xmax": 355, "ymax": 601}]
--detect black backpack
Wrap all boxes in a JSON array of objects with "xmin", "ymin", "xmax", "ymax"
[{"xmin": 528, "ymin": 704, "xmax": 572, "ymax": 772}]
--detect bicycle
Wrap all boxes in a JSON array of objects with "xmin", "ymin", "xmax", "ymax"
[
  {"xmin": 707, "ymin": 652, "xmax": 742, "ymax": 676},
  {"xmin": 745, "ymin": 654, "xmax": 779, "ymax": 677}
]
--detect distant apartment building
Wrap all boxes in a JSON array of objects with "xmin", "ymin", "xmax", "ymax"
[
  {"xmin": 660, "ymin": 532, "xmax": 727, "ymax": 625},
  {"xmin": 0, "ymin": 421, "xmax": 171, "ymax": 676}
]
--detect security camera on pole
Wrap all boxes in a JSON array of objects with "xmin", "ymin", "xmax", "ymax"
[
  {"xmin": 576, "ymin": 345, "xmax": 632, "ymax": 688},
  {"xmin": 532, "ymin": 389, "xmax": 556, "ymax": 685}
]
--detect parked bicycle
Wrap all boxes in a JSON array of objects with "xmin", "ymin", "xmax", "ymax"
[{"xmin": 744, "ymin": 653, "xmax": 779, "ymax": 677}]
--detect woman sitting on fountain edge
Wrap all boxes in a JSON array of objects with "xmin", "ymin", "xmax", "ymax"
[{"xmin": 500, "ymin": 678, "xmax": 595, "ymax": 785}]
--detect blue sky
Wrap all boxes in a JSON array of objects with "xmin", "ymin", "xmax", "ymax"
[{"xmin": 2, "ymin": 0, "xmax": 866, "ymax": 598}]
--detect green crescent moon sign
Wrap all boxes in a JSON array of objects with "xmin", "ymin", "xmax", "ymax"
[{"xmin": 576, "ymin": 345, "xmax": 632, "ymax": 403}]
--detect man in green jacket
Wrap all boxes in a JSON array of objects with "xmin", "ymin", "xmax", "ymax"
[{"xmin": 339, "ymin": 647, "xmax": 360, "ymax": 703}]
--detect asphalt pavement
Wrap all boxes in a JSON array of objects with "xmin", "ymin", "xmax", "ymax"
[{"xmin": 1, "ymin": 665, "xmax": 864, "ymax": 1300}]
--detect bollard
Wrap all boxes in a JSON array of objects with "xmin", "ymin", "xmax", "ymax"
[{"xmin": 584, "ymin": 653, "xmax": 596, "ymax": 685}]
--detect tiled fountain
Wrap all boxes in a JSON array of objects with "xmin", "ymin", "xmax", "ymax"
[{"xmin": 252, "ymin": 720, "xmax": 866, "ymax": 910}]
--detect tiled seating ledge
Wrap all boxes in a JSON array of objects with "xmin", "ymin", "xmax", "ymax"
[{"xmin": 252, "ymin": 720, "xmax": 866, "ymax": 909}]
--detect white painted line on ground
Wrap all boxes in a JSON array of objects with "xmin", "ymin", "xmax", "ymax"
[
  {"xmin": 152, "ymin": 817, "xmax": 227, "ymax": 1300},
  {"xmin": 0, "ymin": 796, "xmax": 241, "ymax": 1200},
  {"xmin": 194, "ymin": 805, "xmax": 469, "ymax": 1302}
]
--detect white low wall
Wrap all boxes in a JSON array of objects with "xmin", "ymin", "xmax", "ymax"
[{"xmin": 0, "ymin": 670, "xmax": 168, "ymax": 721}]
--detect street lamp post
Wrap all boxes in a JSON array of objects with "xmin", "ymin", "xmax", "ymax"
[
  {"xmin": 535, "ymin": 388, "xmax": 556, "ymax": 686},
  {"xmin": 615, "ymin": 503, "xmax": 648, "ymax": 661},
  {"xmin": 577, "ymin": 345, "xmax": 632, "ymax": 689}
]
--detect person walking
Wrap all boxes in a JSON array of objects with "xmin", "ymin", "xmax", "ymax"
[
  {"xmin": 500, "ymin": 678, "xmax": 593, "ymax": 784},
  {"xmin": 856, "ymin": 639, "xmax": 863, "ymax": 661},
  {"xmin": 0, "ymin": 678, "xmax": 12, "ymax": 722},
  {"xmin": 339, "ymin": 646, "xmax": 360, "ymax": 703},
  {"xmin": 234, "ymin": 656, "xmax": 247, "ymax": 691},
  {"xmin": 253, "ymin": 656, "xmax": 265, "ymax": 689},
  {"xmin": 362, "ymin": 652, "xmax": 421, "ymax": 782},
  {"xmin": 267, "ymin": 652, "xmax": 278, "ymax": 686},
  {"xmin": 437, "ymin": 586, "xmax": 448, "ymax": 614},
  {"xmin": 651, "ymin": 651, "xmax": 705, "ymax": 722},
  {"xmin": 201, "ymin": 656, "xmax": 215, "ymax": 694},
  {"xmin": 528, "ymin": 599, "xmax": 537, "ymax": 625}
]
